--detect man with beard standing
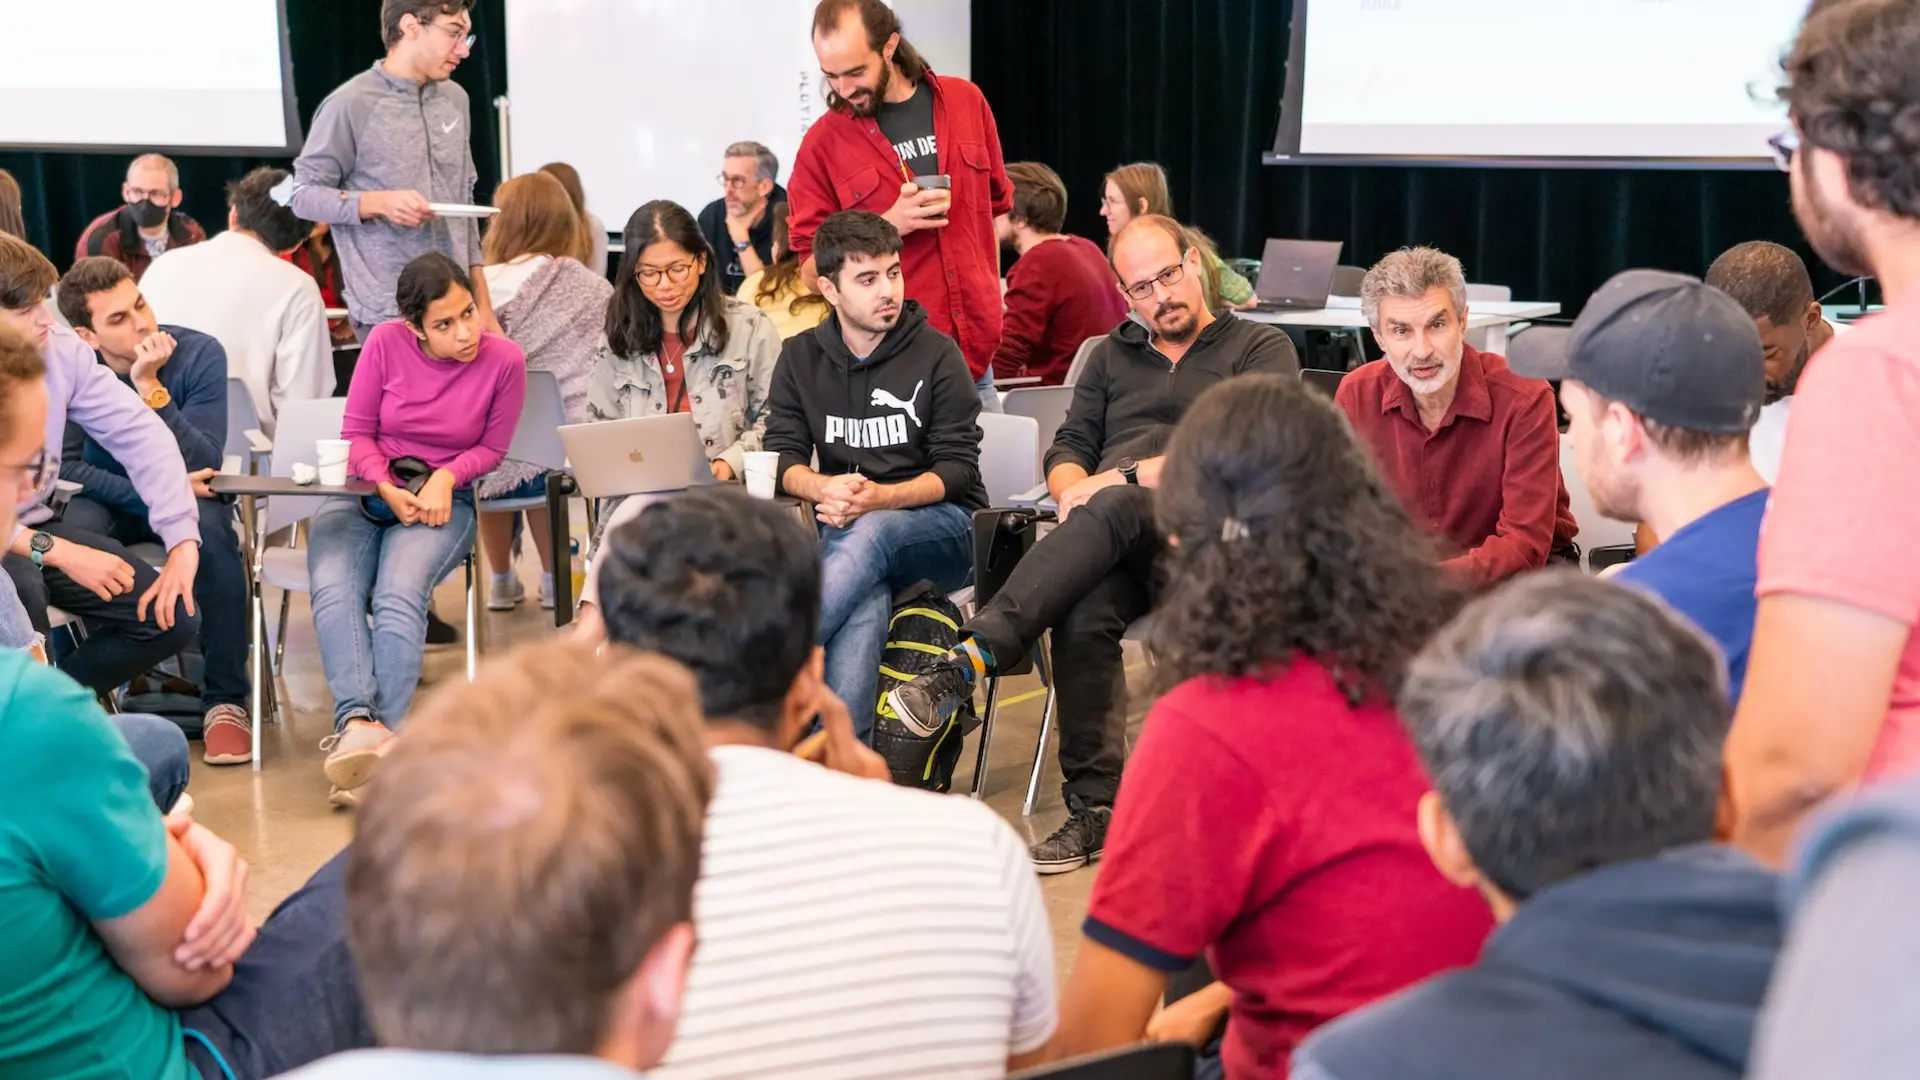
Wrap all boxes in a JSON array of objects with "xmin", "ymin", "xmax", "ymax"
[
  {"xmin": 787, "ymin": 0, "xmax": 1011, "ymax": 412},
  {"xmin": 1727, "ymin": 0, "xmax": 1920, "ymax": 869}
]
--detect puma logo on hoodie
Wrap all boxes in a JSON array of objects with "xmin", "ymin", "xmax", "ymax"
[{"xmin": 825, "ymin": 380, "xmax": 925, "ymax": 447}]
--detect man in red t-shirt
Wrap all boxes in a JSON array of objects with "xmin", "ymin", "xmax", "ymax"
[
  {"xmin": 991, "ymin": 162, "xmax": 1128, "ymax": 385},
  {"xmin": 788, "ymin": 0, "xmax": 1012, "ymax": 412},
  {"xmin": 1727, "ymin": 0, "xmax": 1920, "ymax": 868}
]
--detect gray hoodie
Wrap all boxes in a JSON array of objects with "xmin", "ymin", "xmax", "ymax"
[{"xmin": 291, "ymin": 62, "xmax": 483, "ymax": 326}]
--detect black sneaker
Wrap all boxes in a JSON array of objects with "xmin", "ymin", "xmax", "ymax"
[
  {"xmin": 1030, "ymin": 804, "xmax": 1112, "ymax": 875},
  {"xmin": 425, "ymin": 609, "xmax": 458, "ymax": 645},
  {"xmin": 885, "ymin": 657, "xmax": 974, "ymax": 738}
]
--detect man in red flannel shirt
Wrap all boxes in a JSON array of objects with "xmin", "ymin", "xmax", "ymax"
[
  {"xmin": 1335, "ymin": 247, "xmax": 1575, "ymax": 588},
  {"xmin": 993, "ymin": 162, "xmax": 1129, "ymax": 385},
  {"xmin": 788, "ymin": 0, "xmax": 1012, "ymax": 412}
]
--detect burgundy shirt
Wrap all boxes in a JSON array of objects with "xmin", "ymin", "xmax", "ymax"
[
  {"xmin": 1337, "ymin": 345, "xmax": 1565, "ymax": 588},
  {"xmin": 992, "ymin": 235, "xmax": 1129, "ymax": 384},
  {"xmin": 787, "ymin": 71, "xmax": 1013, "ymax": 380}
]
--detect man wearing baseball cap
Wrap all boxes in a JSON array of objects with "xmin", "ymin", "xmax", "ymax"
[{"xmin": 1511, "ymin": 269, "xmax": 1768, "ymax": 705}]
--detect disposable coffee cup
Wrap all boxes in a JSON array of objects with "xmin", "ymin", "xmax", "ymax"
[
  {"xmin": 744, "ymin": 451, "xmax": 780, "ymax": 500},
  {"xmin": 315, "ymin": 439, "xmax": 351, "ymax": 486}
]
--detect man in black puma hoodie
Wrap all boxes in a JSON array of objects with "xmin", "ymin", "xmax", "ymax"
[
  {"xmin": 764, "ymin": 210, "xmax": 984, "ymax": 736},
  {"xmin": 890, "ymin": 215, "xmax": 1299, "ymax": 873},
  {"xmin": 1294, "ymin": 572, "xmax": 1782, "ymax": 1080}
]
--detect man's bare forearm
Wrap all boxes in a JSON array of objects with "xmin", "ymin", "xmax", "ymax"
[
  {"xmin": 781, "ymin": 464, "xmax": 830, "ymax": 503},
  {"xmin": 1047, "ymin": 463, "xmax": 1089, "ymax": 503},
  {"xmin": 880, "ymin": 472, "xmax": 947, "ymax": 510}
]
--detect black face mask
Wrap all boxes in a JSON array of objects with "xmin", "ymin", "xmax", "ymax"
[{"xmin": 127, "ymin": 199, "xmax": 170, "ymax": 229}]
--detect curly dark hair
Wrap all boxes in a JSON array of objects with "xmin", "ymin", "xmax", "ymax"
[
  {"xmin": 1152, "ymin": 373, "xmax": 1461, "ymax": 704},
  {"xmin": 1783, "ymin": 0, "xmax": 1920, "ymax": 219}
]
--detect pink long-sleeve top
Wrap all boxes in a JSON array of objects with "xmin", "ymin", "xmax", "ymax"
[{"xmin": 344, "ymin": 321, "xmax": 527, "ymax": 489}]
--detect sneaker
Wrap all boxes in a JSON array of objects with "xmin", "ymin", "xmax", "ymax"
[
  {"xmin": 538, "ymin": 574, "xmax": 556, "ymax": 611},
  {"xmin": 327, "ymin": 785, "xmax": 361, "ymax": 809},
  {"xmin": 425, "ymin": 609, "xmax": 458, "ymax": 645},
  {"xmin": 169, "ymin": 792, "xmax": 195, "ymax": 818},
  {"xmin": 319, "ymin": 716, "xmax": 394, "ymax": 791},
  {"xmin": 1030, "ymin": 804, "xmax": 1112, "ymax": 875},
  {"xmin": 488, "ymin": 575, "xmax": 525, "ymax": 611},
  {"xmin": 202, "ymin": 704, "xmax": 253, "ymax": 766},
  {"xmin": 884, "ymin": 656, "xmax": 974, "ymax": 738}
]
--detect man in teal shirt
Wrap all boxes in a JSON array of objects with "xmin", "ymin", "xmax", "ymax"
[{"xmin": 0, "ymin": 322, "xmax": 370, "ymax": 1077}]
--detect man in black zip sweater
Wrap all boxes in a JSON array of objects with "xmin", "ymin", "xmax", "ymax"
[
  {"xmin": 892, "ymin": 215, "xmax": 1299, "ymax": 873},
  {"xmin": 765, "ymin": 211, "xmax": 985, "ymax": 738}
]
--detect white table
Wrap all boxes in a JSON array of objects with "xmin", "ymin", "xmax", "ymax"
[{"xmin": 1241, "ymin": 299, "xmax": 1560, "ymax": 354}]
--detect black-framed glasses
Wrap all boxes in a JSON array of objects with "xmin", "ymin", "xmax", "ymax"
[
  {"xmin": 1121, "ymin": 258, "xmax": 1190, "ymax": 302},
  {"xmin": 2, "ymin": 449, "xmax": 55, "ymax": 494},
  {"xmin": 637, "ymin": 262, "xmax": 697, "ymax": 286},
  {"xmin": 1769, "ymin": 128, "xmax": 1800, "ymax": 173}
]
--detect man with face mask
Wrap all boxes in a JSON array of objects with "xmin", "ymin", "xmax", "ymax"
[
  {"xmin": 1335, "ymin": 246, "xmax": 1572, "ymax": 590},
  {"xmin": 74, "ymin": 155, "xmax": 206, "ymax": 281},
  {"xmin": 1703, "ymin": 241, "xmax": 1837, "ymax": 484},
  {"xmin": 787, "ymin": 0, "xmax": 1012, "ymax": 414}
]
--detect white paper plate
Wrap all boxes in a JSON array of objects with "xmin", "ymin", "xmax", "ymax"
[{"xmin": 428, "ymin": 203, "xmax": 500, "ymax": 218}]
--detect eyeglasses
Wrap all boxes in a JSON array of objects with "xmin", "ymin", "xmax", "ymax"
[
  {"xmin": 1121, "ymin": 258, "xmax": 1190, "ymax": 302},
  {"xmin": 2, "ymin": 449, "xmax": 55, "ymax": 495},
  {"xmin": 1769, "ymin": 128, "xmax": 1800, "ymax": 172},
  {"xmin": 124, "ymin": 185, "xmax": 172, "ymax": 203},
  {"xmin": 428, "ymin": 20, "xmax": 476, "ymax": 50},
  {"xmin": 637, "ymin": 262, "xmax": 697, "ymax": 286},
  {"xmin": 717, "ymin": 173, "xmax": 762, "ymax": 190}
]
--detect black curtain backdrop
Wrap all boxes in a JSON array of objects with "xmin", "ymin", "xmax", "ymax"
[{"xmin": 5, "ymin": 0, "xmax": 1843, "ymax": 316}]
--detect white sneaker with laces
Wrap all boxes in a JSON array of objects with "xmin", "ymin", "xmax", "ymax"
[
  {"xmin": 488, "ymin": 575, "xmax": 526, "ymax": 611},
  {"xmin": 539, "ymin": 574, "xmax": 556, "ymax": 610},
  {"xmin": 319, "ymin": 717, "xmax": 394, "ymax": 791}
]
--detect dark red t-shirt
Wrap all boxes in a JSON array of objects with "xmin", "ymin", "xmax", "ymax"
[
  {"xmin": 1085, "ymin": 659, "xmax": 1494, "ymax": 1078},
  {"xmin": 992, "ymin": 235, "xmax": 1129, "ymax": 384},
  {"xmin": 660, "ymin": 332, "xmax": 689, "ymax": 414}
]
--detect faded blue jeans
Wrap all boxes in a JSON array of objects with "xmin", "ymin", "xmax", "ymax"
[
  {"xmin": 112, "ymin": 712, "xmax": 191, "ymax": 813},
  {"xmin": 818, "ymin": 502, "xmax": 973, "ymax": 740},
  {"xmin": 307, "ymin": 494, "xmax": 476, "ymax": 731}
]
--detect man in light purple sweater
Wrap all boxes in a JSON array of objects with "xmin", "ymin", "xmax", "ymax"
[{"xmin": 0, "ymin": 235, "xmax": 200, "ymax": 700}]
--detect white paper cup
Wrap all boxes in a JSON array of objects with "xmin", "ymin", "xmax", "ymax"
[
  {"xmin": 743, "ymin": 451, "xmax": 780, "ymax": 499},
  {"xmin": 315, "ymin": 438, "xmax": 350, "ymax": 467},
  {"xmin": 317, "ymin": 461, "xmax": 349, "ymax": 487}
]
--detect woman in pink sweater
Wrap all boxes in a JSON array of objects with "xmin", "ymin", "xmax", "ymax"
[{"xmin": 308, "ymin": 254, "xmax": 525, "ymax": 806}]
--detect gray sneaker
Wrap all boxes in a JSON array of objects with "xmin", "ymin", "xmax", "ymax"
[{"xmin": 1030, "ymin": 804, "xmax": 1112, "ymax": 875}]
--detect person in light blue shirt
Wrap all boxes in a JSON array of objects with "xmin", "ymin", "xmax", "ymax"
[{"xmin": 1510, "ymin": 269, "xmax": 1769, "ymax": 706}]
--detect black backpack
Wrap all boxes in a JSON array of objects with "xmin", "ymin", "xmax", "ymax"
[{"xmin": 871, "ymin": 581, "xmax": 973, "ymax": 792}]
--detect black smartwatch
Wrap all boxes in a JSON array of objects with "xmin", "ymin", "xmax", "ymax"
[
  {"xmin": 28, "ymin": 530, "xmax": 53, "ymax": 568},
  {"xmin": 1117, "ymin": 457, "xmax": 1140, "ymax": 485}
]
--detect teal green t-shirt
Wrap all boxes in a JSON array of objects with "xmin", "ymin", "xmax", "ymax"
[{"xmin": 0, "ymin": 651, "xmax": 190, "ymax": 1079}]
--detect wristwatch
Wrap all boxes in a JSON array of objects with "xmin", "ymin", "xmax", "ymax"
[
  {"xmin": 28, "ymin": 531, "xmax": 53, "ymax": 568},
  {"xmin": 1117, "ymin": 457, "xmax": 1140, "ymax": 485},
  {"xmin": 734, "ymin": 240, "xmax": 751, "ymax": 254},
  {"xmin": 141, "ymin": 384, "xmax": 171, "ymax": 410}
]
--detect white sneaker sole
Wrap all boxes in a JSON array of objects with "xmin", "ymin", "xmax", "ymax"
[
  {"xmin": 487, "ymin": 592, "xmax": 523, "ymax": 611},
  {"xmin": 324, "ymin": 744, "xmax": 385, "ymax": 790}
]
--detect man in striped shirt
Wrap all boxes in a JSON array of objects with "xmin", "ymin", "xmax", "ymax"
[{"xmin": 593, "ymin": 486, "xmax": 1058, "ymax": 1079}]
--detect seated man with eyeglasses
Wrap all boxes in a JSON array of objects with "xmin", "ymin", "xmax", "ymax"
[{"xmin": 888, "ymin": 214, "xmax": 1298, "ymax": 874}]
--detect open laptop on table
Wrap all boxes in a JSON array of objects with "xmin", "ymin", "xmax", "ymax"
[
  {"xmin": 1249, "ymin": 239, "xmax": 1343, "ymax": 313},
  {"xmin": 557, "ymin": 413, "xmax": 717, "ymax": 498}
]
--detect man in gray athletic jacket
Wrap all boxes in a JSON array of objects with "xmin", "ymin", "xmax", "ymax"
[{"xmin": 291, "ymin": 0, "xmax": 498, "ymax": 340}]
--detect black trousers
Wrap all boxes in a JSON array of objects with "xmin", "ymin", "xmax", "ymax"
[
  {"xmin": 966, "ymin": 485, "xmax": 1162, "ymax": 808},
  {"xmin": 6, "ymin": 516, "xmax": 199, "ymax": 697}
]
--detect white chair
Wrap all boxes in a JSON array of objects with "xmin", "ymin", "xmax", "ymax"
[
  {"xmin": 224, "ymin": 378, "xmax": 271, "ymax": 475},
  {"xmin": 476, "ymin": 371, "xmax": 568, "ymax": 622},
  {"xmin": 1062, "ymin": 336, "xmax": 1105, "ymax": 387},
  {"xmin": 948, "ymin": 414, "xmax": 1041, "ymax": 618},
  {"xmin": 258, "ymin": 398, "xmax": 348, "ymax": 723},
  {"xmin": 1560, "ymin": 433, "xmax": 1637, "ymax": 571},
  {"xmin": 1001, "ymin": 385, "xmax": 1073, "ymax": 474}
]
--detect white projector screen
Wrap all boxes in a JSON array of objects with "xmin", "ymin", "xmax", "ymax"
[
  {"xmin": 504, "ymin": 0, "xmax": 970, "ymax": 241},
  {"xmin": 1273, "ymin": 0, "xmax": 1810, "ymax": 167},
  {"xmin": 0, "ymin": 0, "xmax": 298, "ymax": 154}
]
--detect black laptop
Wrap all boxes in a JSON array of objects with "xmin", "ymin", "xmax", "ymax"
[{"xmin": 1250, "ymin": 239, "xmax": 1344, "ymax": 312}]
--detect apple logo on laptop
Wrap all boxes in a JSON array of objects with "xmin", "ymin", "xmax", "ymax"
[{"xmin": 628, "ymin": 450, "xmax": 645, "ymax": 463}]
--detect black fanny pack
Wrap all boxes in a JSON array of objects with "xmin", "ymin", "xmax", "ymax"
[{"xmin": 360, "ymin": 456, "xmax": 434, "ymax": 522}]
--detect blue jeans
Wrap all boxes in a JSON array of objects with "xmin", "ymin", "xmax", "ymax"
[
  {"xmin": 819, "ymin": 502, "xmax": 973, "ymax": 739},
  {"xmin": 112, "ymin": 712, "xmax": 190, "ymax": 812},
  {"xmin": 307, "ymin": 494, "xmax": 476, "ymax": 730},
  {"xmin": 181, "ymin": 849, "xmax": 375, "ymax": 1078},
  {"xmin": 975, "ymin": 369, "xmax": 1003, "ymax": 413}
]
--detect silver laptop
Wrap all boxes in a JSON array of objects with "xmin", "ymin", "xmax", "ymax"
[
  {"xmin": 1251, "ymin": 239, "xmax": 1344, "ymax": 312},
  {"xmin": 557, "ymin": 414, "xmax": 717, "ymax": 498}
]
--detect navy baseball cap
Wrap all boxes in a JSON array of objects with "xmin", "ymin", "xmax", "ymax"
[{"xmin": 1508, "ymin": 269, "xmax": 1766, "ymax": 433}]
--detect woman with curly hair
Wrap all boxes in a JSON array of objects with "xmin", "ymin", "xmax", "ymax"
[{"xmin": 1047, "ymin": 373, "xmax": 1494, "ymax": 1079}]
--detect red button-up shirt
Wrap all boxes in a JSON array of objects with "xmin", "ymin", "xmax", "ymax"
[
  {"xmin": 786, "ymin": 71, "xmax": 1013, "ymax": 380},
  {"xmin": 1336, "ymin": 345, "xmax": 1567, "ymax": 588}
]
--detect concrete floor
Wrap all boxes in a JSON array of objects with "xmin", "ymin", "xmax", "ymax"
[{"xmin": 189, "ymin": 547, "xmax": 1149, "ymax": 983}]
